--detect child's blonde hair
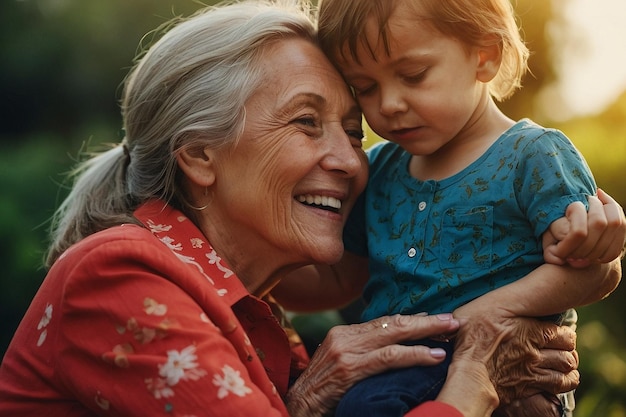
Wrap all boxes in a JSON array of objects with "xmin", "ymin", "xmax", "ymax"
[{"xmin": 318, "ymin": 0, "xmax": 529, "ymax": 101}]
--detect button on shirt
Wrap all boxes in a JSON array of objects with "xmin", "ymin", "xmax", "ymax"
[{"xmin": 345, "ymin": 119, "xmax": 596, "ymax": 320}]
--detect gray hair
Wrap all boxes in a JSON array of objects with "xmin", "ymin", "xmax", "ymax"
[{"xmin": 46, "ymin": 0, "xmax": 317, "ymax": 267}]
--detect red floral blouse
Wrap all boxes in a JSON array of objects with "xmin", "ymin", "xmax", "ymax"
[{"xmin": 0, "ymin": 200, "xmax": 461, "ymax": 417}]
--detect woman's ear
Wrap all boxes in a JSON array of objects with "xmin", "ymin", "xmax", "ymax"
[
  {"xmin": 475, "ymin": 40, "xmax": 502, "ymax": 83},
  {"xmin": 176, "ymin": 146, "xmax": 217, "ymax": 187}
]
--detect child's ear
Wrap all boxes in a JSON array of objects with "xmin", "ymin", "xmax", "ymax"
[
  {"xmin": 475, "ymin": 40, "xmax": 502, "ymax": 83},
  {"xmin": 176, "ymin": 145, "xmax": 217, "ymax": 188}
]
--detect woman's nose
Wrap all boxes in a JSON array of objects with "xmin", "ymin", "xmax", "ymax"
[{"xmin": 321, "ymin": 131, "xmax": 364, "ymax": 178}]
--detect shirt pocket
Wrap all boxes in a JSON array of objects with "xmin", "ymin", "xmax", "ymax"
[{"xmin": 439, "ymin": 206, "xmax": 493, "ymax": 272}]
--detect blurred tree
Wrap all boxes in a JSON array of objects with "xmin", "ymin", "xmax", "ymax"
[
  {"xmin": 499, "ymin": 0, "xmax": 557, "ymax": 122},
  {"xmin": 0, "ymin": 135, "xmax": 68, "ymax": 353},
  {"xmin": 0, "ymin": 0, "xmax": 207, "ymax": 144},
  {"xmin": 0, "ymin": 0, "xmax": 216, "ymax": 354}
]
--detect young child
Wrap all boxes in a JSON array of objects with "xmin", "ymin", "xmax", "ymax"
[{"xmin": 273, "ymin": 0, "xmax": 625, "ymax": 416}]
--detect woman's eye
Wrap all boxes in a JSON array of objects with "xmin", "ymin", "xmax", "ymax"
[
  {"xmin": 292, "ymin": 115, "xmax": 323, "ymax": 138},
  {"xmin": 295, "ymin": 116, "xmax": 318, "ymax": 127},
  {"xmin": 346, "ymin": 129, "xmax": 365, "ymax": 148},
  {"xmin": 346, "ymin": 129, "xmax": 364, "ymax": 140}
]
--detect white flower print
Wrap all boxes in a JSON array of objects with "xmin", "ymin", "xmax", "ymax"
[
  {"xmin": 37, "ymin": 303, "xmax": 53, "ymax": 330},
  {"xmin": 108, "ymin": 343, "xmax": 134, "ymax": 368},
  {"xmin": 173, "ymin": 252, "xmax": 216, "ymax": 285},
  {"xmin": 160, "ymin": 236, "xmax": 182, "ymax": 252},
  {"xmin": 147, "ymin": 219, "xmax": 173, "ymax": 233},
  {"xmin": 158, "ymin": 235, "xmax": 217, "ymax": 285},
  {"xmin": 158, "ymin": 345, "xmax": 206, "ymax": 386},
  {"xmin": 190, "ymin": 237, "xmax": 204, "ymax": 248},
  {"xmin": 206, "ymin": 249, "xmax": 220, "ymax": 265},
  {"xmin": 145, "ymin": 377, "xmax": 175, "ymax": 399},
  {"xmin": 94, "ymin": 391, "xmax": 110, "ymax": 410},
  {"xmin": 175, "ymin": 253, "xmax": 197, "ymax": 264},
  {"xmin": 205, "ymin": 249, "xmax": 234, "ymax": 278},
  {"xmin": 212, "ymin": 364, "xmax": 252, "ymax": 399},
  {"xmin": 144, "ymin": 298, "xmax": 167, "ymax": 316},
  {"xmin": 37, "ymin": 330, "xmax": 47, "ymax": 347},
  {"xmin": 36, "ymin": 303, "xmax": 53, "ymax": 347}
]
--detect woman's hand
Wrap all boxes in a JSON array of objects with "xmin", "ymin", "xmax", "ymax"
[
  {"xmin": 453, "ymin": 309, "xmax": 579, "ymax": 404},
  {"xmin": 285, "ymin": 313, "xmax": 460, "ymax": 417},
  {"xmin": 490, "ymin": 310, "xmax": 579, "ymax": 417},
  {"xmin": 436, "ymin": 352, "xmax": 500, "ymax": 417},
  {"xmin": 492, "ymin": 393, "xmax": 563, "ymax": 417},
  {"xmin": 491, "ymin": 318, "xmax": 578, "ymax": 401}
]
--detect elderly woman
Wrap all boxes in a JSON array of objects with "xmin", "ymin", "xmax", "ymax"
[{"xmin": 0, "ymin": 1, "xmax": 617, "ymax": 416}]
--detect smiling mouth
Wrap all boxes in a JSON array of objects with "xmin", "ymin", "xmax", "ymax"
[{"xmin": 296, "ymin": 194, "xmax": 342, "ymax": 213}]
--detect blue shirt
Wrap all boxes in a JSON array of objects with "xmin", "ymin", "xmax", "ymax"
[{"xmin": 344, "ymin": 119, "xmax": 596, "ymax": 320}]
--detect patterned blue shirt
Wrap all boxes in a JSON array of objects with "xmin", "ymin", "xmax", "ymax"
[{"xmin": 344, "ymin": 119, "xmax": 596, "ymax": 320}]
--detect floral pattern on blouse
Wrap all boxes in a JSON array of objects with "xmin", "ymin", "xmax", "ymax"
[
  {"xmin": 213, "ymin": 364, "xmax": 253, "ymax": 399},
  {"xmin": 0, "ymin": 200, "xmax": 292, "ymax": 417},
  {"xmin": 101, "ymin": 293, "xmax": 255, "ymax": 411},
  {"xmin": 97, "ymin": 253, "xmax": 253, "ymax": 408},
  {"xmin": 105, "ymin": 211, "xmax": 252, "ymax": 407},
  {"xmin": 145, "ymin": 218, "xmax": 234, "ymax": 288},
  {"xmin": 36, "ymin": 303, "xmax": 53, "ymax": 347}
]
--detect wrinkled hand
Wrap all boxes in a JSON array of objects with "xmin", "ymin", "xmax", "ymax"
[
  {"xmin": 544, "ymin": 189, "xmax": 626, "ymax": 267},
  {"xmin": 492, "ymin": 393, "xmax": 561, "ymax": 417},
  {"xmin": 491, "ymin": 310, "xmax": 578, "ymax": 417},
  {"xmin": 491, "ymin": 318, "xmax": 578, "ymax": 403},
  {"xmin": 286, "ymin": 314, "xmax": 460, "ymax": 417},
  {"xmin": 438, "ymin": 346, "xmax": 500, "ymax": 416},
  {"xmin": 454, "ymin": 312, "xmax": 579, "ymax": 405}
]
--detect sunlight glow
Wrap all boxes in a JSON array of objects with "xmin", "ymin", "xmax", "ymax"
[{"xmin": 549, "ymin": 0, "xmax": 626, "ymax": 119}]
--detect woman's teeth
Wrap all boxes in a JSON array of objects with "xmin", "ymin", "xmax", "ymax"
[{"xmin": 296, "ymin": 194, "xmax": 342, "ymax": 211}]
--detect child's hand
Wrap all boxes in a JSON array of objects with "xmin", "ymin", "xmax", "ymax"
[
  {"xmin": 543, "ymin": 205, "xmax": 590, "ymax": 268},
  {"xmin": 543, "ymin": 189, "xmax": 626, "ymax": 268}
]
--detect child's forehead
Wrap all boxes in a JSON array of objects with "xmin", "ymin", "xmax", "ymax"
[
  {"xmin": 318, "ymin": 0, "xmax": 439, "ymax": 66},
  {"xmin": 334, "ymin": 7, "xmax": 438, "ymax": 66}
]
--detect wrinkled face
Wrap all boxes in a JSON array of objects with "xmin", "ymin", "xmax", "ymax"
[
  {"xmin": 209, "ymin": 38, "xmax": 367, "ymax": 268},
  {"xmin": 336, "ymin": 2, "xmax": 485, "ymax": 157}
]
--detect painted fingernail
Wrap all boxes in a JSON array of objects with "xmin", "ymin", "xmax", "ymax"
[{"xmin": 430, "ymin": 348, "xmax": 446, "ymax": 358}]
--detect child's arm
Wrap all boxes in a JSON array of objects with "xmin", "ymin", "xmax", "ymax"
[
  {"xmin": 456, "ymin": 191, "xmax": 624, "ymax": 319},
  {"xmin": 543, "ymin": 189, "xmax": 626, "ymax": 267},
  {"xmin": 455, "ymin": 259, "xmax": 621, "ymax": 320},
  {"xmin": 271, "ymin": 250, "xmax": 369, "ymax": 312}
]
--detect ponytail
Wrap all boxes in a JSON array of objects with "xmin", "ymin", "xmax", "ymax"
[
  {"xmin": 45, "ymin": 141, "xmax": 139, "ymax": 267},
  {"xmin": 45, "ymin": 0, "xmax": 317, "ymax": 268}
]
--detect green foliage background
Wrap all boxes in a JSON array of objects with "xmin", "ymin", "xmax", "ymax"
[{"xmin": 0, "ymin": 1, "xmax": 624, "ymax": 414}]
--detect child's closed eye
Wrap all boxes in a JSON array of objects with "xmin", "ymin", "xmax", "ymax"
[
  {"xmin": 403, "ymin": 69, "xmax": 427, "ymax": 84},
  {"xmin": 351, "ymin": 83, "xmax": 377, "ymax": 97}
]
